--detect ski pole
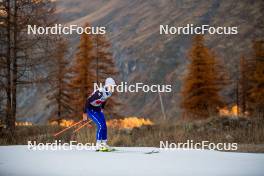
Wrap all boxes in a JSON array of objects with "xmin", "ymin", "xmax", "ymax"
[
  {"xmin": 53, "ymin": 120, "xmax": 83, "ymax": 137},
  {"xmin": 73, "ymin": 120, "xmax": 92, "ymax": 133}
]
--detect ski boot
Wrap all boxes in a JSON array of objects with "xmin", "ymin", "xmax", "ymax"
[{"xmin": 96, "ymin": 140, "xmax": 114, "ymax": 152}]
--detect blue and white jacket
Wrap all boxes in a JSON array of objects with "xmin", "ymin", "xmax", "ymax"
[{"xmin": 83, "ymin": 87, "xmax": 112, "ymax": 112}]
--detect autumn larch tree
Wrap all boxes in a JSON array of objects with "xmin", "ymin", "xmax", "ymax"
[
  {"xmin": 0, "ymin": 0, "xmax": 57, "ymax": 138},
  {"xmin": 95, "ymin": 34, "xmax": 120, "ymax": 118},
  {"xmin": 181, "ymin": 35, "xmax": 225, "ymax": 119},
  {"xmin": 238, "ymin": 56, "xmax": 251, "ymax": 116},
  {"xmin": 46, "ymin": 39, "xmax": 72, "ymax": 122},
  {"xmin": 69, "ymin": 24, "xmax": 96, "ymax": 118},
  {"xmin": 248, "ymin": 40, "xmax": 264, "ymax": 118}
]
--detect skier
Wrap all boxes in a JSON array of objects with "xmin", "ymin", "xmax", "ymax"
[{"xmin": 82, "ymin": 77, "xmax": 116, "ymax": 152}]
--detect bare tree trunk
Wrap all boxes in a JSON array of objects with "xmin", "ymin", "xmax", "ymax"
[
  {"xmin": 158, "ymin": 92, "xmax": 166, "ymax": 120},
  {"xmin": 5, "ymin": 0, "xmax": 15, "ymax": 140},
  {"xmin": 57, "ymin": 87, "xmax": 61, "ymax": 119},
  {"xmin": 236, "ymin": 78, "xmax": 239, "ymax": 116},
  {"xmin": 11, "ymin": 0, "xmax": 17, "ymax": 131},
  {"xmin": 239, "ymin": 57, "xmax": 247, "ymax": 116}
]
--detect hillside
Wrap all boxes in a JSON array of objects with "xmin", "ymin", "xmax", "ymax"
[{"xmin": 18, "ymin": 0, "xmax": 264, "ymax": 122}]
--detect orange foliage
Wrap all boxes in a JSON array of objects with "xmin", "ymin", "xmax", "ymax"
[
  {"xmin": 107, "ymin": 117, "xmax": 153, "ymax": 129},
  {"xmin": 181, "ymin": 35, "xmax": 225, "ymax": 119}
]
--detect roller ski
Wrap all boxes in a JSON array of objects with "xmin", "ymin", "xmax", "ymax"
[{"xmin": 95, "ymin": 140, "xmax": 116, "ymax": 152}]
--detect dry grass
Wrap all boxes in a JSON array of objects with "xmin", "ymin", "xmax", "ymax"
[{"xmin": 0, "ymin": 117, "xmax": 263, "ymax": 153}]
